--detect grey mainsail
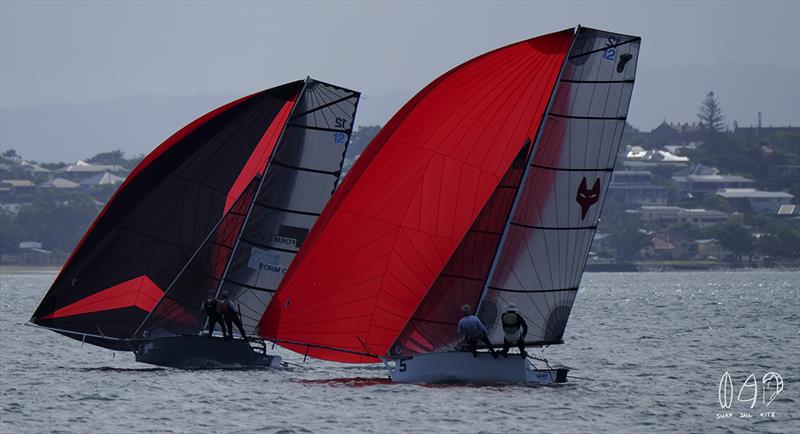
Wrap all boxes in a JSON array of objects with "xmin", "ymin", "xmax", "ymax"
[{"xmin": 477, "ymin": 28, "xmax": 641, "ymax": 346}]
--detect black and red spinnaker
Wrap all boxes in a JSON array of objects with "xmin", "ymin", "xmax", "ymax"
[{"xmin": 30, "ymin": 81, "xmax": 304, "ymax": 350}]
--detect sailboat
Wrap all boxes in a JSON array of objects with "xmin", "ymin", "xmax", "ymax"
[
  {"xmin": 30, "ymin": 78, "xmax": 361, "ymax": 369},
  {"xmin": 257, "ymin": 26, "xmax": 640, "ymax": 383}
]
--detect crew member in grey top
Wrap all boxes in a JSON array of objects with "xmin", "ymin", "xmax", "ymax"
[{"xmin": 457, "ymin": 304, "xmax": 497, "ymax": 358}]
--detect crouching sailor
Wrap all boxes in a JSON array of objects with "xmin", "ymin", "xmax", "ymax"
[
  {"xmin": 457, "ymin": 304, "xmax": 497, "ymax": 358},
  {"xmin": 500, "ymin": 303, "xmax": 528, "ymax": 358},
  {"xmin": 218, "ymin": 291, "xmax": 248, "ymax": 341},
  {"xmin": 201, "ymin": 290, "xmax": 227, "ymax": 338}
]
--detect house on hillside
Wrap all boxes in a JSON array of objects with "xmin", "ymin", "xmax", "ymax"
[
  {"xmin": 673, "ymin": 163, "xmax": 718, "ymax": 177},
  {"xmin": 79, "ymin": 172, "xmax": 124, "ymax": 190},
  {"xmin": 716, "ymin": 188, "xmax": 795, "ymax": 213},
  {"xmin": 638, "ymin": 205, "xmax": 738, "ymax": 228},
  {"xmin": 671, "ymin": 173, "xmax": 754, "ymax": 197},
  {"xmin": 623, "ymin": 145, "xmax": 689, "ymax": 170},
  {"xmin": 0, "ymin": 179, "xmax": 36, "ymax": 202},
  {"xmin": 56, "ymin": 160, "xmax": 126, "ymax": 181},
  {"xmin": 38, "ymin": 177, "xmax": 80, "ymax": 190},
  {"xmin": 20, "ymin": 161, "xmax": 51, "ymax": 175},
  {"xmin": 647, "ymin": 121, "xmax": 706, "ymax": 144},
  {"xmin": 645, "ymin": 230, "xmax": 691, "ymax": 260},
  {"xmin": 607, "ymin": 170, "xmax": 668, "ymax": 206},
  {"xmin": 692, "ymin": 239, "xmax": 730, "ymax": 260}
]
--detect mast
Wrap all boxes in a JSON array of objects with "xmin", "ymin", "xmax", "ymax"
[
  {"xmin": 211, "ymin": 78, "xmax": 310, "ymax": 301},
  {"xmin": 474, "ymin": 27, "xmax": 581, "ymax": 316}
]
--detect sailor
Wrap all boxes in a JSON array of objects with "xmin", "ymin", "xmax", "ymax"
[
  {"xmin": 456, "ymin": 304, "xmax": 497, "ymax": 358},
  {"xmin": 201, "ymin": 290, "xmax": 227, "ymax": 338},
  {"xmin": 500, "ymin": 303, "xmax": 528, "ymax": 358},
  {"xmin": 218, "ymin": 291, "xmax": 247, "ymax": 341}
]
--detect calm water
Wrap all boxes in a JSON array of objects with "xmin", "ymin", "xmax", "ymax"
[{"xmin": 1, "ymin": 271, "xmax": 798, "ymax": 433}]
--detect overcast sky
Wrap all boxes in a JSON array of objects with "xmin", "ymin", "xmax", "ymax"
[{"xmin": 2, "ymin": 1, "xmax": 799, "ymax": 129}]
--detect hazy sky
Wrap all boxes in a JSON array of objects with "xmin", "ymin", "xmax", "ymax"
[{"xmin": 2, "ymin": 1, "xmax": 799, "ymax": 125}]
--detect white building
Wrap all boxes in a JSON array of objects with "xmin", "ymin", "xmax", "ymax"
[
  {"xmin": 716, "ymin": 188, "xmax": 795, "ymax": 213},
  {"xmin": 638, "ymin": 205, "xmax": 737, "ymax": 228}
]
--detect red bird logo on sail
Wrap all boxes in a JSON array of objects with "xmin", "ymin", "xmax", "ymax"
[{"xmin": 575, "ymin": 177, "xmax": 601, "ymax": 220}]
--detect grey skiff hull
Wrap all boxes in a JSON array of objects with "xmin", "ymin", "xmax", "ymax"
[{"xmin": 133, "ymin": 335, "xmax": 281, "ymax": 369}]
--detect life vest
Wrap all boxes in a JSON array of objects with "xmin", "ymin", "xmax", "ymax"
[
  {"xmin": 502, "ymin": 312, "xmax": 521, "ymax": 333},
  {"xmin": 218, "ymin": 300, "xmax": 231, "ymax": 315},
  {"xmin": 502, "ymin": 311, "xmax": 523, "ymax": 341}
]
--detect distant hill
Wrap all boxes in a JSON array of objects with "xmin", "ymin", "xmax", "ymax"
[
  {"xmin": 0, "ymin": 92, "xmax": 413, "ymax": 163},
  {"xmin": 2, "ymin": 64, "xmax": 797, "ymax": 162}
]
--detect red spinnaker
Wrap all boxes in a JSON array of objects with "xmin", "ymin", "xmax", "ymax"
[{"xmin": 259, "ymin": 30, "xmax": 573, "ymax": 362}]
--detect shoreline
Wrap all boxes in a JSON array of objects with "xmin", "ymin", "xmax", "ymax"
[
  {"xmin": 0, "ymin": 265, "xmax": 62, "ymax": 275},
  {"xmin": 1, "ymin": 264, "xmax": 797, "ymax": 276}
]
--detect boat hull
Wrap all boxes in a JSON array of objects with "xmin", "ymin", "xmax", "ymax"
[
  {"xmin": 388, "ymin": 351, "xmax": 568, "ymax": 384},
  {"xmin": 133, "ymin": 335, "xmax": 282, "ymax": 369}
]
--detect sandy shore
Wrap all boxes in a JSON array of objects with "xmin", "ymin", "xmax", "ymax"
[{"xmin": 0, "ymin": 265, "xmax": 62, "ymax": 275}]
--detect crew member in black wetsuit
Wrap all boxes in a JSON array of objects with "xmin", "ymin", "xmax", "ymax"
[
  {"xmin": 218, "ymin": 291, "xmax": 247, "ymax": 341},
  {"xmin": 201, "ymin": 290, "xmax": 226, "ymax": 338},
  {"xmin": 500, "ymin": 303, "xmax": 528, "ymax": 358}
]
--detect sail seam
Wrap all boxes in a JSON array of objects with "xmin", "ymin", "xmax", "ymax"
[
  {"xmin": 530, "ymin": 163, "xmax": 615, "ymax": 172},
  {"xmin": 439, "ymin": 273, "xmax": 485, "ymax": 282},
  {"xmin": 254, "ymin": 202, "xmax": 321, "ymax": 217},
  {"xmin": 290, "ymin": 93, "xmax": 357, "ymax": 119},
  {"xmin": 486, "ymin": 285, "xmax": 578, "ymax": 293},
  {"xmin": 568, "ymin": 37, "xmax": 640, "ymax": 59},
  {"xmin": 269, "ymin": 159, "xmax": 341, "ymax": 176},
  {"xmin": 285, "ymin": 123, "xmax": 351, "ymax": 134},
  {"xmin": 560, "ymin": 79, "xmax": 635, "ymax": 84},
  {"xmin": 509, "ymin": 222, "xmax": 598, "ymax": 231},
  {"xmin": 549, "ymin": 113, "xmax": 626, "ymax": 120}
]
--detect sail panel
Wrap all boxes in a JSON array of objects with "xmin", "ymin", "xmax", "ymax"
[
  {"xmin": 478, "ymin": 28, "xmax": 641, "ymax": 346},
  {"xmin": 31, "ymin": 82, "xmax": 303, "ymax": 348},
  {"xmin": 535, "ymin": 117, "xmax": 624, "ymax": 170},
  {"xmin": 259, "ymin": 30, "xmax": 575, "ymax": 362},
  {"xmin": 254, "ymin": 164, "xmax": 339, "ymax": 215}
]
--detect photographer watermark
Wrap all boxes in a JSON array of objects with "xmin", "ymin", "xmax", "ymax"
[{"xmin": 717, "ymin": 371, "xmax": 783, "ymax": 419}]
